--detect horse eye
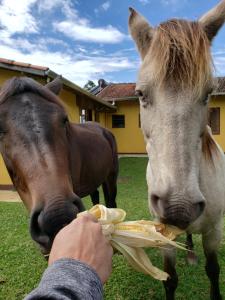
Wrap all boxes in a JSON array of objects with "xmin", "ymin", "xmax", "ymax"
[
  {"xmin": 62, "ymin": 116, "xmax": 69, "ymax": 125},
  {"xmin": 203, "ymin": 88, "xmax": 213, "ymax": 105},
  {"xmin": 135, "ymin": 90, "xmax": 143, "ymax": 98},
  {"xmin": 0, "ymin": 124, "xmax": 6, "ymax": 138},
  {"xmin": 203, "ymin": 94, "xmax": 211, "ymax": 105},
  {"xmin": 0, "ymin": 131, "xmax": 6, "ymax": 139}
]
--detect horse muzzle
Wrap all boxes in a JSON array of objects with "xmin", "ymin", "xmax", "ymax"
[
  {"xmin": 29, "ymin": 195, "xmax": 85, "ymax": 253},
  {"xmin": 151, "ymin": 192, "xmax": 205, "ymax": 229}
]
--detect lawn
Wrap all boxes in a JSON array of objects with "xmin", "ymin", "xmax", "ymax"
[{"xmin": 0, "ymin": 157, "xmax": 225, "ymax": 299}]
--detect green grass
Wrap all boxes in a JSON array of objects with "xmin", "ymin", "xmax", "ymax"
[{"xmin": 0, "ymin": 157, "xmax": 225, "ymax": 299}]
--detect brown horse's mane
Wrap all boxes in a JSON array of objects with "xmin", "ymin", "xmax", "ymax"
[
  {"xmin": 148, "ymin": 19, "xmax": 213, "ymax": 96},
  {"xmin": 0, "ymin": 77, "xmax": 66, "ymax": 111}
]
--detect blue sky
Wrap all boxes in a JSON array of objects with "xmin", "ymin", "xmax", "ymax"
[{"xmin": 0, "ymin": 0, "xmax": 224, "ymax": 87}]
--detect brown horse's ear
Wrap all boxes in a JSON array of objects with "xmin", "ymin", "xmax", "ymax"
[
  {"xmin": 45, "ymin": 76, "xmax": 63, "ymax": 95},
  {"xmin": 128, "ymin": 7, "xmax": 153, "ymax": 60},
  {"xmin": 199, "ymin": 0, "xmax": 225, "ymax": 41}
]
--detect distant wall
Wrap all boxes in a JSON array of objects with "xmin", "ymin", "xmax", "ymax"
[{"xmin": 106, "ymin": 100, "xmax": 146, "ymax": 154}]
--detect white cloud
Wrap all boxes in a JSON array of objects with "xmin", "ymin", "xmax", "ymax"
[
  {"xmin": 52, "ymin": 1, "xmax": 125, "ymax": 44},
  {"xmin": 37, "ymin": 0, "xmax": 64, "ymax": 12},
  {"xmin": 55, "ymin": 0, "xmax": 79, "ymax": 20},
  {"xmin": 161, "ymin": 0, "xmax": 187, "ymax": 6},
  {"xmin": 0, "ymin": 0, "xmax": 38, "ymax": 34},
  {"xmin": 37, "ymin": 0, "xmax": 77, "ymax": 19},
  {"xmin": 102, "ymin": 1, "xmax": 111, "ymax": 11},
  {"xmin": 160, "ymin": 0, "xmax": 188, "ymax": 13},
  {"xmin": 54, "ymin": 21, "xmax": 126, "ymax": 43},
  {"xmin": 0, "ymin": 40, "xmax": 136, "ymax": 86},
  {"xmin": 34, "ymin": 0, "xmax": 82, "ymax": 27},
  {"xmin": 161, "ymin": 0, "xmax": 173, "ymax": 5},
  {"xmin": 0, "ymin": 0, "xmax": 133, "ymax": 86},
  {"xmin": 139, "ymin": 0, "xmax": 150, "ymax": 5},
  {"xmin": 95, "ymin": 1, "xmax": 111, "ymax": 14},
  {"xmin": 213, "ymin": 50, "xmax": 225, "ymax": 76}
]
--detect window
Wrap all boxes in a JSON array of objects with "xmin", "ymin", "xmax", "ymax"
[
  {"xmin": 87, "ymin": 109, "xmax": 92, "ymax": 121},
  {"xmin": 80, "ymin": 109, "xmax": 86, "ymax": 124},
  {"xmin": 208, "ymin": 107, "xmax": 220, "ymax": 135},
  {"xmin": 79, "ymin": 109, "xmax": 93, "ymax": 123},
  {"xmin": 112, "ymin": 115, "xmax": 125, "ymax": 128}
]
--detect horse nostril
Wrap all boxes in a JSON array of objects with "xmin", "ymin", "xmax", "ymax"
[
  {"xmin": 195, "ymin": 201, "xmax": 205, "ymax": 217},
  {"xmin": 151, "ymin": 193, "xmax": 165, "ymax": 215},
  {"xmin": 30, "ymin": 199, "xmax": 83, "ymax": 254},
  {"xmin": 30, "ymin": 210, "xmax": 50, "ymax": 248},
  {"xmin": 72, "ymin": 195, "xmax": 85, "ymax": 212},
  {"xmin": 151, "ymin": 194, "xmax": 160, "ymax": 206}
]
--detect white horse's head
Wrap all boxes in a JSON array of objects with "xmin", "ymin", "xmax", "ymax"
[{"xmin": 129, "ymin": 1, "xmax": 225, "ymax": 229}]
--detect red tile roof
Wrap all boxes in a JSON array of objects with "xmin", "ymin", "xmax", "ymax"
[
  {"xmin": 0, "ymin": 58, "xmax": 48, "ymax": 71},
  {"xmin": 0, "ymin": 57, "xmax": 116, "ymax": 111},
  {"xmin": 214, "ymin": 77, "xmax": 225, "ymax": 94},
  {"xmin": 97, "ymin": 83, "xmax": 136, "ymax": 100},
  {"xmin": 97, "ymin": 77, "xmax": 225, "ymax": 100}
]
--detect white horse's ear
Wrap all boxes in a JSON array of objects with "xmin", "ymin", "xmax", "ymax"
[
  {"xmin": 128, "ymin": 7, "xmax": 153, "ymax": 60},
  {"xmin": 45, "ymin": 76, "xmax": 63, "ymax": 95},
  {"xmin": 199, "ymin": 0, "xmax": 225, "ymax": 41}
]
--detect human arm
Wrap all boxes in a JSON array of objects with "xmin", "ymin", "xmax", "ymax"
[{"xmin": 24, "ymin": 213, "xmax": 113, "ymax": 300}]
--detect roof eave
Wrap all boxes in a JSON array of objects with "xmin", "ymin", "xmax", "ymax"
[
  {"xmin": 0, "ymin": 62, "xmax": 47, "ymax": 77},
  {"xmin": 103, "ymin": 96, "xmax": 138, "ymax": 102},
  {"xmin": 0, "ymin": 63, "xmax": 115, "ymax": 112},
  {"xmin": 211, "ymin": 92, "xmax": 225, "ymax": 96},
  {"xmin": 46, "ymin": 70, "xmax": 116, "ymax": 111}
]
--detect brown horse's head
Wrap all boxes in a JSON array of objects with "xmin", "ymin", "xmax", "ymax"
[{"xmin": 0, "ymin": 77, "xmax": 84, "ymax": 253}]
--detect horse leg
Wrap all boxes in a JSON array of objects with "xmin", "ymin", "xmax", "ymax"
[
  {"xmin": 186, "ymin": 234, "xmax": 198, "ymax": 265},
  {"xmin": 202, "ymin": 228, "xmax": 222, "ymax": 300},
  {"xmin": 162, "ymin": 247, "xmax": 178, "ymax": 300},
  {"xmin": 102, "ymin": 173, "xmax": 117, "ymax": 208},
  {"xmin": 90, "ymin": 189, "xmax": 99, "ymax": 206}
]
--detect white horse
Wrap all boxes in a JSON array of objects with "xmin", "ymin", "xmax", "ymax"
[{"xmin": 129, "ymin": 1, "xmax": 225, "ymax": 299}]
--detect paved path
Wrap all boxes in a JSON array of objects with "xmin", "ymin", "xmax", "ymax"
[{"xmin": 0, "ymin": 190, "xmax": 21, "ymax": 202}]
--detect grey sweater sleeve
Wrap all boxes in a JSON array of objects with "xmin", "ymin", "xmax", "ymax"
[{"xmin": 24, "ymin": 258, "xmax": 103, "ymax": 300}]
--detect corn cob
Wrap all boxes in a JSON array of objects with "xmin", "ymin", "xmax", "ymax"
[{"xmin": 78, "ymin": 204, "xmax": 185, "ymax": 281}]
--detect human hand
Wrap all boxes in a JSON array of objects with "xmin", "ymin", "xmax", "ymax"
[{"xmin": 48, "ymin": 213, "xmax": 113, "ymax": 284}]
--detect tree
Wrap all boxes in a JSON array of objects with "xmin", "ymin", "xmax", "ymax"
[{"xmin": 83, "ymin": 80, "xmax": 96, "ymax": 91}]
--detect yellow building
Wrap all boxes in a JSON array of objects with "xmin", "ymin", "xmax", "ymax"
[
  {"xmin": 209, "ymin": 77, "xmax": 225, "ymax": 150},
  {"xmin": 0, "ymin": 58, "xmax": 115, "ymax": 189},
  {"xmin": 97, "ymin": 83, "xmax": 146, "ymax": 154},
  {"xmin": 97, "ymin": 80, "xmax": 225, "ymax": 154},
  {"xmin": 0, "ymin": 58, "xmax": 225, "ymax": 189}
]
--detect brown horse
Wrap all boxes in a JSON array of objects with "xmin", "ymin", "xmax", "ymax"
[{"xmin": 0, "ymin": 76, "xmax": 118, "ymax": 253}]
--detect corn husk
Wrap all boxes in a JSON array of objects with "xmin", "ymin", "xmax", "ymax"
[{"xmin": 78, "ymin": 205, "xmax": 185, "ymax": 281}]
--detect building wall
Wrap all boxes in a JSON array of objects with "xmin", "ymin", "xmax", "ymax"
[
  {"xmin": 0, "ymin": 156, "xmax": 11, "ymax": 185},
  {"xmin": 0, "ymin": 69, "xmax": 46, "ymax": 86},
  {"xmin": 209, "ymin": 95, "xmax": 225, "ymax": 150},
  {"xmin": 59, "ymin": 88, "xmax": 79, "ymax": 123},
  {"xmin": 105, "ymin": 96, "xmax": 225, "ymax": 154},
  {"xmin": 99, "ymin": 112, "xmax": 107, "ymax": 127},
  {"xmin": 105, "ymin": 100, "xmax": 146, "ymax": 153}
]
